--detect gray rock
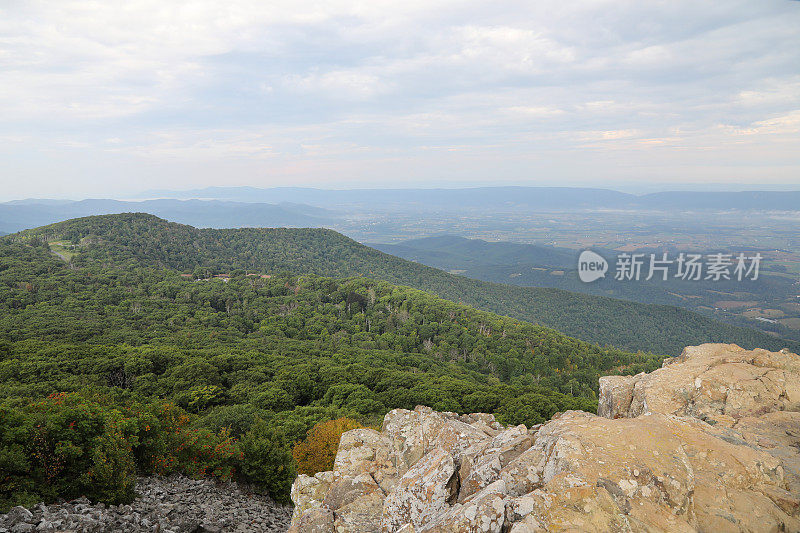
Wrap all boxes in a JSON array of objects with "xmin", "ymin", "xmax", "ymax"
[
  {"xmin": 5, "ymin": 507, "xmax": 33, "ymax": 525},
  {"xmin": 1, "ymin": 475, "xmax": 293, "ymax": 533}
]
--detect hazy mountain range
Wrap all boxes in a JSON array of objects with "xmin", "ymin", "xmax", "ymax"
[
  {"xmin": 0, "ymin": 198, "xmax": 336, "ymax": 234},
  {"xmin": 137, "ymin": 186, "xmax": 800, "ymax": 211},
  {"xmin": 5, "ymin": 186, "xmax": 799, "ymax": 234},
  {"xmin": 6, "ymin": 186, "xmax": 799, "ymax": 235}
]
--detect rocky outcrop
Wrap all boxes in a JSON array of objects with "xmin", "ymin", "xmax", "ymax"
[
  {"xmin": 598, "ymin": 344, "xmax": 800, "ymax": 420},
  {"xmin": 599, "ymin": 343, "xmax": 800, "ymax": 494},
  {"xmin": 289, "ymin": 344, "xmax": 800, "ymax": 532}
]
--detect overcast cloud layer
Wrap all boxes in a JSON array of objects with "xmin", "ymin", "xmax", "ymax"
[{"xmin": 1, "ymin": 0, "xmax": 799, "ymax": 199}]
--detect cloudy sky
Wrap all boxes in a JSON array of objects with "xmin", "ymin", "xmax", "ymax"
[{"xmin": 1, "ymin": 0, "xmax": 799, "ymax": 199}]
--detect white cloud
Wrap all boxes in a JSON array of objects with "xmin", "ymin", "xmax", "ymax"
[
  {"xmin": 502, "ymin": 106, "xmax": 565, "ymax": 117},
  {"xmin": 0, "ymin": 0, "xmax": 799, "ymax": 198},
  {"xmin": 284, "ymin": 70, "xmax": 388, "ymax": 98},
  {"xmin": 726, "ymin": 110, "xmax": 800, "ymax": 136}
]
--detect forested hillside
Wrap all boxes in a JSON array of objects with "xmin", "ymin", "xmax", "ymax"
[
  {"xmin": 0, "ymin": 226, "xmax": 659, "ymax": 510},
  {"xmin": 4, "ymin": 213, "xmax": 792, "ymax": 510},
  {"xmin": 369, "ymin": 235, "xmax": 576, "ymax": 270},
  {"xmin": 15, "ymin": 213, "xmax": 798, "ymax": 355},
  {"xmin": 372, "ymin": 236, "xmax": 800, "ymax": 344}
]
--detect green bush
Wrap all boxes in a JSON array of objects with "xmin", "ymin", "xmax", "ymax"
[
  {"xmin": 0, "ymin": 392, "xmax": 139, "ymax": 510},
  {"xmin": 0, "ymin": 393, "xmax": 242, "ymax": 512},
  {"xmin": 195, "ymin": 404, "xmax": 271, "ymax": 437},
  {"xmin": 239, "ymin": 419, "xmax": 295, "ymax": 502},
  {"xmin": 83, "ymin": 424, "xmax": 136, "ymax": 505}
]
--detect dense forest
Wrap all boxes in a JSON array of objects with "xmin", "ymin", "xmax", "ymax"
[
  {"xmin": 0, "ymin": 219, "xmax": 662, "ymax": 510},
  {"xmin": 15, "ymin": 213, "xmax": 798, "ymax": 355},
  {"xmin": 373, "ymin": 236, "xmax": 800, "ymax": 343}
]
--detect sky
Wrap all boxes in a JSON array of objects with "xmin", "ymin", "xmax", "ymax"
[{"xmin": 1, "ymin": 0, "xmax": 799, "ymax": 200}]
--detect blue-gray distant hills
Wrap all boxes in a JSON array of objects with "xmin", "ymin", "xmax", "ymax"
[
  {"xmin": 5, "ymin": 187, "xmax": 798, "ymax": 233},
  {"xmin": 0, "ymin": 199, "xmax": 336, "ymax": 234},
  {"xmin": 137, "ymin": 186, "xmax": 800, "ymax": 211}
]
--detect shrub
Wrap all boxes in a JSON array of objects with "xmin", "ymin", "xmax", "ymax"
[
  {"xmin": 291, "ymin": 417, "xmax": 362, "ymax": 476},
  {"xmin": 0, "ymin": 393, "xmax": 241, "ymax": 512},
  {"xmin": 136, "ymin": 402, "xmax": 239, "ymax": 480},
  {"xmin": 83, "ymin": 422, "xmax": 136, "ymax": 505},
  {"xmin": 0, "ymin": 392, "xmax": 139, "ymax": 511},
  {"xmin": 239, "ymin": 419, "xmax": 295, "ymax": 502}
]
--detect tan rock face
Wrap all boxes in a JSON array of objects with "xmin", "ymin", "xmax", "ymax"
[
  {"xmin": 323, "ymin": 474, "xmax": 382, "ymax": 511},
  {"xmin": 599, "ymin": 343, "xmax": 800, "ymax": 421},
  {"xmin": 334, "ymin": 491, "xmax": 383, "ymax": 533},
  {"xmin": 460, "ymin": 425, "xmax": 533, "ymax": 501},
  {"xmin": 291, "ymin": 471, "xmax": 339, "ymax": 523},
  {"xmin": 288, "ymin": 344, "xmax": 800, "ymax": 532},
  {"xmin": 499, "ymin": 445, "xmax": 544, "ymax": 498},
  {"xmin": 288, "ymin": 507, "xmax": 334, "ymax": 533},
  {"xmin": 522, "ymin": 410, "xmax": 794, "ymax": 532},
  {"xmin": 333, "ymin": 429, "xmax": 398, "ymax": 493},
  {"xmin": 421, "ymin": 480, "xmax": 507, "ymax": 533},
  {"xmin": 598, "ymin": 343, "xmax": 800, "ymax": 494},
  {"xmin": 381, "ymin": 406, "xmax": 491, "ymax": 477},
  {"xmin": 380, "ymin": 447, "xmax": 457, "ymax": 532}
]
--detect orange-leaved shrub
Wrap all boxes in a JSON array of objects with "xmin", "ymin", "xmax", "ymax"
[{"xmin": 292, "ymin": 417, "xmax": 363, "ymax": 476}]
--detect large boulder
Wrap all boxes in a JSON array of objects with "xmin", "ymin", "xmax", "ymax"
[
  {"xmin": 289, "ymin": 411, "xmax": 507, "ymax": 532},
  {"xmin": 599, "ymin": 343, "xmax": 800, "ymax": 494},
  {"xmin": 599, "ymin": 343, "xmax": 800, "ymax": 421},
  {"xmin": 420, "ymin": 480, "xmax": 507, "ymax": 532},
  {"xmin": 499, "ymin": 445, "xmax": 545, "ymax": 498},
  {"xmin": 333, "ymin": 491, "xmax": 384, "ymax": 533},
  {"xmin": 334, "ymin": 429, "xmax": 398, "ymax": 493},
  {"xmin": 509, "ymin": 409, "xmax": 798, "ymax": 532},
  {"xmin": 291, "ymin": 471, "xmax": 339, "ymax": 522},
  {"xmin": 381, "ymin": 406, "xmax": 492, "ymax": 476},
  {"xmin": 323, "ymin": 474, "xmax": 383, "ymax": 511},
  {"xmin": 459, "ymin": 424, "xmax": 533, "ymax": 501}
]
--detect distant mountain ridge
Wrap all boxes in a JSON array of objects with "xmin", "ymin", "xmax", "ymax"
[
  {"xmin": 136, "ymin": 186, "xmax": 800, "ymax": 211},
  {"xmin": 0, "ymin": 198, "xmax": 336, "ymax": 234},
  {"xmin": 6, "ymin": 187, "xmax": 797, "ymax": 234},
  {"xmin": 11, "ymin": 213, "xmax": 798, "ymax": 356}
]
